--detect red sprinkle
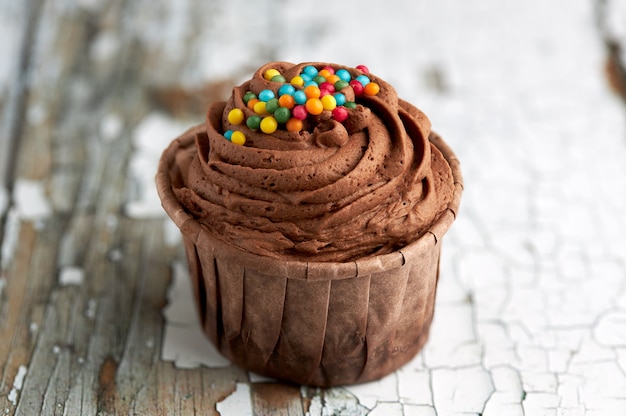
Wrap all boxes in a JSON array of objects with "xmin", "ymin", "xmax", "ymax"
[
  {"xmin": 332, "ymin": 107, "xmax": 348, "ymax": 122},
  {"xmin": 292, "ymin": 105, "xmax": 308, "ymax": 120},
  {"xmin": 350, "ymin": 79, "xmax": 364, "ymax": 95},
  {"xmin": 322, "ymin": 66, "xmax": 335, "ymax": 75},
  {"xmin": 356, "ymin": 64, "xmax": 369, "ymax": 74},
  {"xmin": 319, "ymin": 82, "xmax": 335, "ymax": 93}
]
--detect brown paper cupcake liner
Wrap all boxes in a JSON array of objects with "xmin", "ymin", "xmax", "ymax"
[{"xmin": 156, "ymin": 125, "xmax": 463, "ymax": 387}]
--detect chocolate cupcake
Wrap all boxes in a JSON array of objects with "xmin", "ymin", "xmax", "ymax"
[{"xmin": 156, "ymin": 62, "xmax": 462, "ymax": 387}]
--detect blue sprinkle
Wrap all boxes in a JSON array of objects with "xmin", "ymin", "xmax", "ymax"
[
  {"xmin": 303, "ymin": 80, "xmax": 319, "ymax": 88},
  {"xmin": 356, "ymin": 75, "xmax": 370, "ymax": 86},
  {"xmin": 224, "ymin": 130, "xmax": 233, "ymax": 140},
  {"xmin": 300, "ymin": 73, "xmax": 312, "ymax": 82},
  {"xmin": 334, "ymin": 92, "xmax": 346, "ymax": 106},
  {"xmin": 336, "ymin": 69, "xmax": 351, "ymax": 82},
  {"xmin": 293, "ymin": 90, "xmax": 307, "ymax": 105},
  {"xmin": 278, "ymin": 84, "xmax": 296, "ymax": 97},
  {"xmin": 258, "ymin": 89, "xmax": 275, "ymax": 102},
  {"xmin": 302, "ymin": 65, "xmax": 318, "ymax": 78}
]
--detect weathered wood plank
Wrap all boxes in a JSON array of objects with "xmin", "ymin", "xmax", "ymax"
[{"xmin": 252, "ymin": 383, "xmax": 305, "ymax": 416}]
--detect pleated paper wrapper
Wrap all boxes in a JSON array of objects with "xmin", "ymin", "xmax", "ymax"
[{"xmin": 156, "ymin": 126, "xmax": 463, "ymax": 387}]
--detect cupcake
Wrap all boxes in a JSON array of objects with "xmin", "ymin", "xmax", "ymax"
[{"xmin": 156, "ymin": 62, "xmax": 462, "ymax": 387}]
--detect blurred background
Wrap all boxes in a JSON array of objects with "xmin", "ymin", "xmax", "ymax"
[{"xmin": 1, "ymin": 0, "xmax": 626, "ymax": 414}]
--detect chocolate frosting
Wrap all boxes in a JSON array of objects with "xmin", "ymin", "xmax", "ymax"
[{"xmin": 172, "ymin": 62, "xmax": 455, "ymax": 262}]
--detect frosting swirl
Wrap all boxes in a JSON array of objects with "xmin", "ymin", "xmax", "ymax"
[{"xmin": 173, "ymin": 62, "xmax": 455, "ymax": 262}]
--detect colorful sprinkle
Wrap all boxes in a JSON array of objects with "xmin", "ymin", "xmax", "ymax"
[
  {"xmin": 274, "ymin": 107, "xmax": 291, "ymax": 124},
  {"xmin": 227, "ymin": 108, "xmax": 244, "ymax": 125},
  {"xmin": 305, "ymin": 98, "xmax": 324, "ymax": 115},
  {"xmin": 264, "ymin": 68, "xmax": 280, "ymax": 80},
  {"xmin": 292, "ymin": 105, "xmax": 308, "ymax": 120},
  {"xmin": 278, "ymin": 84, "xmax": 296, "ymax": 96},
  {"xmin": 355, "ymin": 75, "xmax": 370, "ymax": 86},
  {"xmin": 224, "ymin": 129, "xmax": 233, "ymax": 140},
  {"xmin": 253, "ymin": 100, "xmax": 268, "ymax": 115},
  {"xmin": 344, "ymin": 101, "xmax": 357, "ymax": 109},
  {"xmin": 246, "ymin": 115, "xmax": 262, "ymax": 130},
  {"xmin": 258, "ymin": 89, "xmax": 275, "ymax": 102},
  {"xmin": 321, "ymin": 95, "xmax": 337, "ymax": 111},
  {"xmin": 334, "ymin": 80, "xmax": 349, "ymax": 91},
  {"xmin": 334, "ymin": 92, "xmax": 346, "ymax": 106},
  {"xmin": 271, "ymin": 75, "xmax": 286, "ymax": 83},
  {"xmin": 290, "ymin": 76, "xmax": 305, "ymax": 87},
  {"xmin": 260, "ymin": 116, "xmax": 278, "ymax": 133},
  {"xmin": 363, "ymin": 82, "xmax": 380, "ymax": 96},
  {"xmin": 335, "ymin": 69, "xmax": 351, "ymax": 82},
  {"xmin": 243, "ymin": 91, "xmax": 257, "ymax": 104},
  {"xmin": 265, "ymin": 98, "xmax": 280, "ymax": 114},
  {"xmin": 278, "ymin": 94, "xmax": 295, "ymax": 109},
  {"xmin": 349, "ymin": 80, "xmax": 364, "ymax": 95},
  {"xmin": 247, "ymin": 98, "xmax": 260, "ymax": 110},
  {"xmin": 332, "ymin": 107, "xmax": 348, "ymax": 122},
  {"xmin": 302, "ymin": 65, "xmax": 319, "ymax": 78},
  {"xmin": 304, "ymin": 85, "xmax": 321, "ymax": 99},
  {"xmin": 356, "ymin": 64, "xmax": 369, "ymax": 73},
  {"xmin": 286, "ymin": 117, "xmax": 303, "ymax": 132},
  {"xmin": 231, "ymin": 130, "xmax": 246, "ymax": 145},
  {"xmin": 293, "ymin": 90, "xmax": 307, "ymax": 105}
]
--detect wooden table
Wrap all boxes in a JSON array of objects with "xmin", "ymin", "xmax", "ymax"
[{"xmin": 2, "ymin": 1, "xmax": 626, "ymax": 415}]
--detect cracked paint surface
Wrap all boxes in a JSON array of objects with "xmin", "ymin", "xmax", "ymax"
[{"xmin": 140, "ymin": 0, "xmax": 626, "ymax": 414}]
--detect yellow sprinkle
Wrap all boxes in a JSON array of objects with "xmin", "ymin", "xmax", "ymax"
[{"xmin": 230, "ymin": 131, "xmax": 246, "ymax": 145}]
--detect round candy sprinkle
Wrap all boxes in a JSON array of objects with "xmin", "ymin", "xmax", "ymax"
[
  {"xmin": 278, "ymin": 94, "xmax": 295, "ymax": 109},
  {"xmin": 224, "ymin": 129, "xmax": 233, "ymax": 140},
  {"xmin": 334, "ymin": 80, "xmax": 349, "ymax": 91},
  {"xmin": 253, "ymin": 100, "xmax": 268, "ymax": 115},
  {"xmin": 356, "ymin": 64, "xmax": 369, "ymax": 73},
  {"xmin": 334, "ymin": 92, "xmax": 346, "ymax": 106},
  {"xmin": 350, "ymin": 80, "xmax": 364, "ymax": 95},
  {"xmin": 321, "ymin": 94, "xmax": 337, "ymax": 111},
  {"xmin": 274, "ymin": 107, "xmax": 291, "ymax": 123},
  {"xmin": 303, "ymin": 80, "xmax": 318, "ymax": 87},
  {"xmin": 344, "ymin": 101, "xmax": 357, "ymax": 109},
  {"xmin": 292, "ymin": 105, "xmax": 308, "ymax": 120},
  {"xmin": 332, "ymin": 107, "xmax": 348, "ymax": 122},
  {"xmin": 326, "ymin": 74, "xmax": 340, "ymax": 84},
  {"xmin": 355, "ymin": 75, "xmax": 371, "ymax": 86},
  {"xmin": 335, "ymin": 69, "xmax": 351, "ymax": 82},
  {"xmin": 247, "ymin": 98, "xmax": 260, "ymax": 110},
  {"xmin": 290, "ymin": 76, "xmax": 304, "ymax": 87},
  {"xmin": 286, "ymin": 117, "xmax": 303, "ymax": 132},
  {"xmin": 319, "ymin": 68, "xmax": 333, "ymax": 78},
  {"xmin": 300, "ymin": 73, "xmax": 312, "ymax": 82},
  {"xmin": 278, "ymin": 84, "xmax": 296, "ymax": 96},
  {"xmin": 243, "ymin": 91, "xmax": 257, "ymax": 104},
  {"xmin": 304, "ymin": 85, "xmax": 321, "ymax": 99},
  {"xmin": 322, "ymin": 66, "xmax": 335, "ymax": 75},
  {"xmin": 264, "ymin": 68, "xmax": 280, "ymax": 80},
  {"xmin": 260, "ymin": 116, "xmax": 278, "ymax": 133},
  {"xmin": 293, "ymin": 90, "xmax": 307, "ymax": 105},
  {"xmin": 319, "ymin": 89, "xmax": 331, "ymax": 98},
  {"xmin": 246, "ymin": 115, "xmax": 261, "ymax": 130},
  {"xmin": 319, "ymin": 82, "xmax": 335, "ymax": 93},
  {"xmin": 302, "ymin": 65, "xmax": 318, "ymax": 77},
  {"xmin": 265, "ymin": 98, "xmax": 279, "ymax": 114},
  {"xmin": 271, "ymin": 75, "xmax": 286, "ymax": 83},
  {"xmin": 363, "ymin": 82, "xmax": 380, "ymax": 96},
  {"xmin": 313, "ymin": 75, "xmax": 326, "ymax": 85},
  {"xmin": 231, "ymin": 130, "xmax": 246, "ymax": 145},
  {"xmin": 258, "ymin": 89, "xmax": 275, "ymax": 102},
  {"xmin": 227, "ymin": 108, "xmax": 244, "ymax": 125},
  {"xmin": 305, "ymin": 98, "xmax": 324, "ymax": 115}
]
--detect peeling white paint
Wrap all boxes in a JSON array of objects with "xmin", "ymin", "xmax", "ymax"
[
  {"xmin": 58, "ymin": 266, "xmax": 84, "ymax": 286},
  {"xmin": 1, "ymin": 208, "xmax": 20, "ymax": 270},
  {"xmin": 216, "ymin": 382, "xmax": 253, "ymax": 416},
  {"xmin": 161, "ymin": 261, "xmax": 229, "ymax": 368},
  {"xmin": 7, "ymin": 365, "xmax": 27, "ymax": 406},
  {"xmin": 125, "ymin": 112, "xmax": 189, "ymax": 218},
  {"xmin": 14, "ymin": 178, "xmax": 52, "ymax": 220}
]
